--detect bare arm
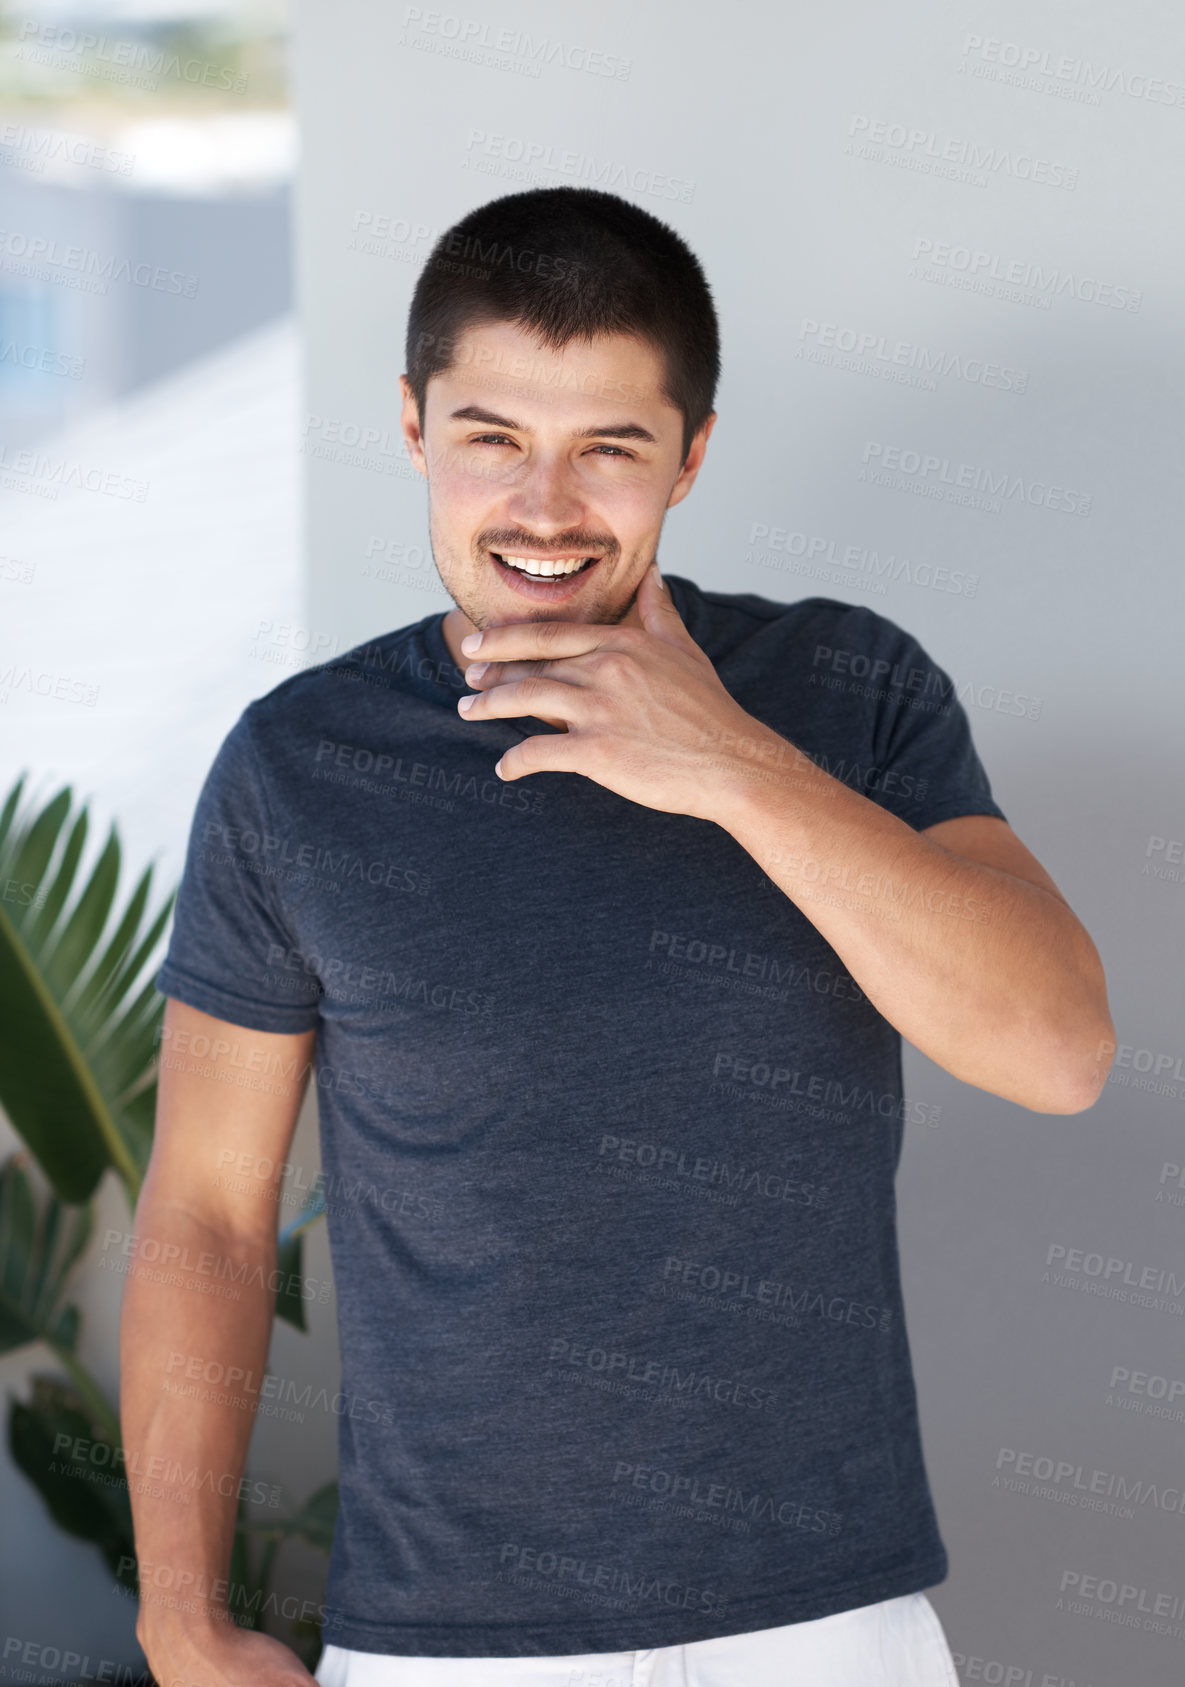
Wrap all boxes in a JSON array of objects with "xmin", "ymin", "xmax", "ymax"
[
  {"xmin": 120, "ymin": 997, "xmax": 319, "ymax": 1685},
  {"xmin": 712, "ymin": 759, "xmax": 1115, "ymax": 1115}
]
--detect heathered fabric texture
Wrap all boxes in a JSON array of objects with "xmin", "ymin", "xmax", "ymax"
[{"xmin": 156, "ymin": 572, "xmax": 1006, "ymax": 1657}]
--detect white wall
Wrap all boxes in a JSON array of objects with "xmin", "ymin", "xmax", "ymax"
[{"xmin": 290, "ymin": 2, "xmax": 1185, "ymax": 1680}]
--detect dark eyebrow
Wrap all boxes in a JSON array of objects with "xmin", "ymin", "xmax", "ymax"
[{"xmin": 447, "ymin": 404, "xmax": 658, "ymax": 444}]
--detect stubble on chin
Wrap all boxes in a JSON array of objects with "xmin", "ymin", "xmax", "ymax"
[{"xmin": 443, "ymin": 561, "xmax": 647, "ymax": 632}]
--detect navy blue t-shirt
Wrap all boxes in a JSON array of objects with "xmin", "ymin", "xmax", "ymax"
[{"xmin": 156, "ymin": 573, "xmax": 1006, "ymax": 1657}]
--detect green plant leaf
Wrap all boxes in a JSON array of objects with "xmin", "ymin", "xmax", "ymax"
[
  {"xmin": 7, "ymin": 1375, "xmax": 137, "ymax": 1591},
  {"xmin": 0, "ymin": 774, "xmax": 26, "ymax": 854},
  {"xmin": 0, "ymin": 778, "xmax": 175, "ymax": 1204},
  {"xmin": 0, "ymin": 1156, "xmax": 91, "ymax": 1358}
]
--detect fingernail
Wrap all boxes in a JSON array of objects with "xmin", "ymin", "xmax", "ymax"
[
  {"xmin": 458, "ymin": 695, "xmax": 475, "ymax": 713},
  {"xmin": 466, "ymin": 661, "xmax": 489, "ymax": 680},
  {"xmin": 461, "ymin": 632, "xmax": 483, "ymax": 653}
]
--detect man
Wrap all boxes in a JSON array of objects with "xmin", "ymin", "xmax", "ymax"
[{"xmin": 123, "ymin": 187, "xmax": 1114, "ymax": 1687}]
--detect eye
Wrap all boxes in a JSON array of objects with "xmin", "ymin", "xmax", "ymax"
[{"xmin": 469, "ymin": 435, "xmax": 633, "ymax": 459}]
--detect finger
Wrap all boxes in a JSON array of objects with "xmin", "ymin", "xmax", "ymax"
[
  {"xmin": 464, "ymin": 654, "xmax": 597, "ymax": 691},
  {"xmin": 458, "ymin": 675, "xmax": 587, "ymax": 725},
  {"xmin": 495, "ymin": 733, "xmax": 581, "ymax": 782},
  {"xmin": 460, "ymin": 617, "xmax": 619, "ymax": 666},
  {"xmin": 636, "ymin": 560, "xmax": 701, "ymax": 652}
]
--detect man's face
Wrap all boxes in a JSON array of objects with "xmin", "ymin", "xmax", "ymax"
[{"xmin": 399, "ymin": 320, "xmax": 715, "ymax": 634}]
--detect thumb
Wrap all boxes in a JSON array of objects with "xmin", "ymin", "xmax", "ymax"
[{"xmin": 637, "ymin": 560, "xmax": 696, "ymax": 650}]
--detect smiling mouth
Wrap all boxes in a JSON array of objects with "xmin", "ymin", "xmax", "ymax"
[{"xmin": 490, "ymin": 551, "xmax": 601, "ymax": 583}]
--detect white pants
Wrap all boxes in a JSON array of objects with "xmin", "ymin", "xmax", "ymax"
[{"xmin": 315, "ymin": 1592, "xmax": 958, "ymax": 1686}]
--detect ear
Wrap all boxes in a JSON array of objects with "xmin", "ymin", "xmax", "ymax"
[{"xmin": 636, "ymin": 562, "xmax": 699, "ymax": 652}]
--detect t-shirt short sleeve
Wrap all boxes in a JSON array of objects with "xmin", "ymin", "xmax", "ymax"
[
  {"xmin": 855, "ymin": 608, "xmax": 1008, "ymax": 833},
  {"xmin": 155, "ymin": 706, "xmax": 320, "ymax": 1034}
]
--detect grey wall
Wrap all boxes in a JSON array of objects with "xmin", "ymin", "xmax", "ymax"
[{"xmin": 290, "ymin": 2, "xmax": 1184, "ymax": 1681}]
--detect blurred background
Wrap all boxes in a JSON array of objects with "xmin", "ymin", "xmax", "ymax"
[
  {"xmin": 0, "ymin": 0, "xmax": 312, "ymax": 1671},
  {"xmin": 1, "ymin": 0, "xmax": 1182, "ymax": 1682}
]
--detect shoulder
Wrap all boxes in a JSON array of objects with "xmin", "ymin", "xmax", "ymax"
[
  {"xmin": 234, "ymin": 616, "xmax": 443, "ymax": 749},
  {"xmin": 666, "ymin": 573, "xmax": 928, "ymax": 664}
]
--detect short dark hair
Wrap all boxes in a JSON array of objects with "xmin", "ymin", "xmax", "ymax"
[{"xmin": 404, "ymin": 187, "xmax": 720, "ymax": 466}]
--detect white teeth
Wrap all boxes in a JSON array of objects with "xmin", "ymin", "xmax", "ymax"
[{"xmin": 497, "ymin": 554, "xmax": 592, "ymax": 577}]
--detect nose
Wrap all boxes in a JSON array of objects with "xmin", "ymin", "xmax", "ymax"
[{"xmin": 505, "ymin": 451, "xmax": 586, "ymax": 536}]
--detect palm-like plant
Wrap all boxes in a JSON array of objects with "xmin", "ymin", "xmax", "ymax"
[
  {"xmin": 0, "ymin": 775, "xmax": 169, "ymax": 1206},
  {"xmin": 0, "ymin": 773, "xmax": 335, "ymax": 1656}
]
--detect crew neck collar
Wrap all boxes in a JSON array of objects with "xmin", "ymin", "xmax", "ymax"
[{"xmin": 421, "ymin": 608, "xmax": 469, "ymax": 697}]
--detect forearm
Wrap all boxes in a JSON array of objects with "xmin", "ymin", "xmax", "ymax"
[
  {"xmin": 709, "ymin": 740, "xmax": 1113, "ymax": 1112},
  {"xmin": 119, "ymin": 1190, "xmax": 277, "ymax": 1643}
]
